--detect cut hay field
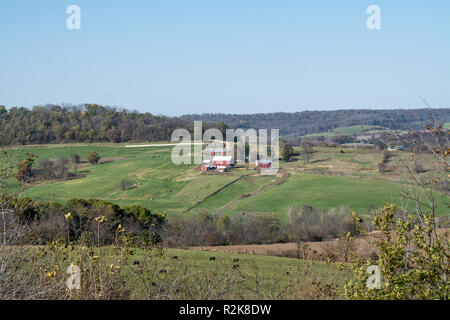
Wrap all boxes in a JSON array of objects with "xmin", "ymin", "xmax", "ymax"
[{"xmin": 5, "ymin": 143, "xmax": 449, "ymax": 219}]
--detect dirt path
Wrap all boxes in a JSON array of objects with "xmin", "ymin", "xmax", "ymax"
[
  {"xmin": 190, "ymin": 229, "xmax": 449, "ymax": 262},
  {"xmin": 190, "ymin": 237, "xmax": 376, "ymax": 262}
]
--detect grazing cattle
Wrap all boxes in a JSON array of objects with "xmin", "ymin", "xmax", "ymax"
[
  {"xmin": 171, "ymin": 256, "xmax": 179, "ymax": 260},
  {"xmin": 232, "ymin": 264, "xmax": 240, "ymax": 269},
  {"xmin": 133, "ymin": 260, "xmax": 140, "ymax": 265},
  {"xmin": 159, "ymin": 269, "xmax": 167, "ymax": 274},
  {"xmin": 233, "ymin": 258, "xmax": 240, "ymax": 263},
  {"xmin": 209, "ymin": 257, "xmax": 216, "ymax": 261}
]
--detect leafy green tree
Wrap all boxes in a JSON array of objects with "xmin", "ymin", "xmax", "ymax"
[
  {"xmin": 122, "ymin": 205, "xmax": 166, "ymax": 226},
  {"xmin": 281, "ymin": 142, "xmax": 294, "ymax": 161},
  {"xmin": 87, "ymin": 152, "xmax": 100, "ymax": 165},
  {"xmin": 15, "ymin": 153, "xmax": 35, "ymax": 182}
]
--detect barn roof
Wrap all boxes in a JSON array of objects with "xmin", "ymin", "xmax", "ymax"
[
  {"xmin": 207, "ymin": 141, "xmax": 225, "ymax": 148},
  {"xmin": 207, "ymin": 147, "xmax": 226, "ymax": 153},
  {"xmin": 212, "ymin": 156, "xmax": 233, "ymax": 161}
]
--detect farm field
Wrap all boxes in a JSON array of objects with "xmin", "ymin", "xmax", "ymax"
[
  {"xmin": 5, "ymin": 143, "xmax": 449, "ymax": 219},
  {"xmin": 25, "ymin": 245, "xmax": 350, "ymax": 299},
  {"xmin": 217, "ymin": 174, "xmax": 405, "ymax": 218},
  {"xmin": 192, "ymin": 228, "xmax": 450, "ymax": 262},
  {"xmin": 128, "ymin": 247, "xmax": 350, "ymax": 299},
  {"xmin": 300, "ymin": 125, "xmax": 388, "ymax": 138}
]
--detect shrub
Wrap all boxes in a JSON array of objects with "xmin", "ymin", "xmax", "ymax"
[
  {"xmin": 70, "ymin": 153, "xmax": 80, "ymax": 164},
  {"xmin": 87, "ymin": 152, "xmax": 100, "ymax": 165},
  {"xmin": 12, "ymin": 198, "xmax": 166, "ymax": 246},
  {"xmin": 118, "ymin": 178, "xmax": 134, "ymax": 191},
  {"xmin": 377, "ymin": 162, "xmax": 386, "ymax": 173},
  {"xmin": 288, "ymin": 206, "xmax": 357, "ymax": 243},
  {"xmin": 345, "ymin": 204, "xmax": 449, "ymax": 300}
]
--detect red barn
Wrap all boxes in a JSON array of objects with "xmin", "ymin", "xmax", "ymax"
[
  {"xmin": 258, "ymin": 159, "xmax": 272, "ymax": 168},
  {"xmin": 202, "ymin": 160, "xmax": 214, "ymax": 171},
  {"xmin": 213, "ymin": 156, "xmax": 233, "ymax": 167},
  {"xmin": 209, "ymin": 148, "xmax": 226, "ymax": 156}
]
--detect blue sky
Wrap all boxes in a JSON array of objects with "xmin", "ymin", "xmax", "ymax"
[{"xmin": 0, "ymin": 0, "xmax": 449, "ymax": 115}]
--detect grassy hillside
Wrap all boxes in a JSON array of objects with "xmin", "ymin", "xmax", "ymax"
[
  {"xmin": 301, "ymin": 125, "xmax": 387, "ymax": 138},
  {"xmin": 5, "ymin": 143, "xmax": 449, "ymax": 219},
  {"xmin": 182, "ymin": 109, "xmax": 450, "ymax": 136},
  {"xmin": 12, "ymin": 144, "xmax": 246, "ymax": 212},
  {"xmin": 215, "ymin": 174, "xmax": 403, "ymax": 217},
  {"xmin": 18, "ymin": 245, "xmax": 351, "ymax": 299},
  {"xmin": 127, "ymin": 247, "xmax": 351, "ymax": 299}
]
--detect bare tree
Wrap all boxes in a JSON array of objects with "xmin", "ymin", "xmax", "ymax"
[
  {"xmin": 391, "ymin": 105, "xmax": 449, "ymax": 229},
  {"xmin": 0, "ymin": 149, "xmax": 65, "ymax": 299},
  {"xmin": 301, "ymin": 140, "xmax": 314, "ymax": 163}
]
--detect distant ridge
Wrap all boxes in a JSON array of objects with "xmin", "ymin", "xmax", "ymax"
[
  {"xmin": 1, "ymin": 104, "xmax": 448, "ymax": 146},
  {"xmin": 181, "ymin": 108, "xmax": 450, "ymax": 136}
]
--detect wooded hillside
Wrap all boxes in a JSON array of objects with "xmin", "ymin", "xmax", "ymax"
[
  {"xmin": 0, "ymin": 104, "xmax": 194, "ymax": 146},
  {"xmin": 182, "ymin": 109, "xmax": 450, "ymax": 136}
]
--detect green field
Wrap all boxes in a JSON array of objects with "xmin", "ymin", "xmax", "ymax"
[
  {"xmin": 5, "ymin": 143, "xmax": 449, "ymax": 219},
  {"xmin": 126, "ymin": 247, "xmax": 350, "ymax": 299},
  {"xmin": 301, "ymin": 125, "xmax": 387, "ymax": 138},
  {"xmin": 18, "ymin": 245, "xmax": 350, "ymax": 299},
  {"xmin": 217, "ymin": 174, "xmax": 404, "ymax": 217}
]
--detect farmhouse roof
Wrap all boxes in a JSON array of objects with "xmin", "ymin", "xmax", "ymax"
[
  {"xmin": 207, "ymin": 147, "xmax": 226, "ymax": 153},
  {"xmin": 207, "ymin": 142, "xmax": 225, "ymax": 148},
  {"xmin": 212, "ymin": 156, "xmax": 233, "ymax": 161}
]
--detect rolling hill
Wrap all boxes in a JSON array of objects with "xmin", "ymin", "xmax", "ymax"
[{"xmin": 6, "ymin": 143, "xmax": 448, "ymax": 219}]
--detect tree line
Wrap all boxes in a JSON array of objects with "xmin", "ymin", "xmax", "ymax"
[
  {"xmin": 2, "ymin": 104, "xmax": 448, "ymax": 147},
  {"xmin": 15, "ymin": 152, "xmax": 101, "ymax": 183},
  {"xmin": 0, "ymin": 196, "xmax": 166, "ymax": 246},
  {"xmin": 182, "ymin": 108, "xmax": 450, "ymax": 136},
  {"xmin": 0, "ymin": 104, "xmax": 209, "ymax": 146}
]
